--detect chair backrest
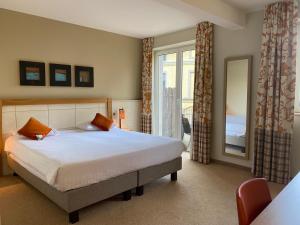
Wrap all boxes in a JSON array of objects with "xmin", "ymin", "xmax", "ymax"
[
  {"xmin": 236, "ymin": 178, "xmax": 272, "ymax": 225},
  {"xmin": 182, "ymin": 117, "xmax": 191, "ymax": 134}
]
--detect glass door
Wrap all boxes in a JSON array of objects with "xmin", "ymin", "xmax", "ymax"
[
  {"xmin": 154, "ymin": 46, "xmax": 195, "ymax": 145},
  {"xmin": 157, "ymin": 52, "xmax": 179, "ymax": 137}
]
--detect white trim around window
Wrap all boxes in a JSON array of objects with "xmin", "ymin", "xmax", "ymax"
[{"xmin": 152, "ymin": 44, "xmax": 195, "ymax": 137}]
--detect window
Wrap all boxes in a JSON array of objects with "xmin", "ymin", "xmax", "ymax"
[
  {"xmin": 153, "ymin": 45, "xmax": 195, "ymax": 141},
  {"xmin": 162, "ymin": 72, "xmax": 168, "ymax": 88},
  {"xmin": 182, "ymin": 71, "xmax": 194, "ymax": 99}
]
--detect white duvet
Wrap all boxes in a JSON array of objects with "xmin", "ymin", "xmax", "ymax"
[{"xmin": 5, "ymin": 128, "xmax": 184, "ymax": 191}]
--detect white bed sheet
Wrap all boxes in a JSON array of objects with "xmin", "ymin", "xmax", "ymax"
[{"xmin": 5, "ymin": 128, "xmax": 185, "ymax": 191}]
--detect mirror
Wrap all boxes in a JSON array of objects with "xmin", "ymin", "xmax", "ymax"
[{"xmin": 223, "ymin": 56, "xmax": 252, "ymax": 159}]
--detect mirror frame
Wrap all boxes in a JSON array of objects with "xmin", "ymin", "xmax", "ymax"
[{"xmin": 222, "ymin": 55, "xmax": 252, "ymax": 160}]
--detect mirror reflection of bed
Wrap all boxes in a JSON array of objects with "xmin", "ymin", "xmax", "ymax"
[
  {"xmin": 224, "ymin": 56, "xmax": 252, "ymax": 159},
  {"xmin": 225, "ymin": 114, "xmax": 246, "ymax": 157}
]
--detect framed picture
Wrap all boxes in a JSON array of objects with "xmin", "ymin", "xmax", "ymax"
[
  {"xmin": 75, "ymin": 66, "xmax": 94, "ymax": 87},
  {"xmin": 19, "ymin": 61, "xmax": 45, "ymax": 86},
  {"xmin": 50, "ymin": 63, "xmax": 71, "ymax": 87}
]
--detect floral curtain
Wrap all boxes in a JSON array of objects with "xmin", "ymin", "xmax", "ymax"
[
  {"xmin": 254, "ymin": 0, "xmax": 298, "ymax": 184},
  {"xmin": 141, "ymin": 37, "xmax": 154, "ymax": 134},
  {"xmin": 191, "ymin": 22, "xmax": 214, "ymax": 164}
]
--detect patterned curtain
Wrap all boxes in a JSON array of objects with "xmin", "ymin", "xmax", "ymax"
[
  {"xmin": 141, "ymin": 37, "xmax": 154, "ymax": 134},
  {"xmin": 191, "ymin": 22, "xmax": 214, "ymax": 164},
  {"xmin": 254, "ymin": 1, "xmax": 298, "ymax": 184}
]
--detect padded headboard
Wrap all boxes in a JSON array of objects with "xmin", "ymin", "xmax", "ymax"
[{"xmin": 0, "ymin": 98, "xmax": 112, "ymax": 155}]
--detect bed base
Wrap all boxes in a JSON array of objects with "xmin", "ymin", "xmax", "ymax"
[
  {"xmin": 7, "ymin": 156, "xmax": 182, "ymax": 224},
  {"xmin": 138, "ymin": 158, "xmax": 182, "ymax": 186},
  {"xmin": 134, "ymin": 171, "xmax": 178, "ymax": 196}
]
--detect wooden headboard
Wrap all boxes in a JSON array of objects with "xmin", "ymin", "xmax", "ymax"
[{"xmin": 0, "ymin": 97, "xmax": 112, "ymax": 164}]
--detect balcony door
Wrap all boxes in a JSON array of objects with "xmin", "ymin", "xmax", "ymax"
[{"xmin": 153, "ymin": 45, "xmax": 195, "ymax": 146}]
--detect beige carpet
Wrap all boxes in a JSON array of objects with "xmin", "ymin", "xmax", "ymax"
[{"xmin": 0, "ymin": 153, "xmax": 284, "ymax": 225}]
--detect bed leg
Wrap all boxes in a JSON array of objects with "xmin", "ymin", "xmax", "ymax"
[
  {"xmin": 136, "ymin": 186, "xmax": 144, "ymax": 196},
  {"xmin": 171, "ymin": 172, "xmax": 177, "ymax": 181},
  {"xmin": 69, "ymin": 211, "xmax": 79, "ymax": 224},
  {"xmin": 122, "ymin": 190, "xmax": 132, "ymax": 201}
]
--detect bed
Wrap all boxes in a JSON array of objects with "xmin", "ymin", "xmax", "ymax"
[
  {"xmin": 225, "ymin": 115, "xmax": 246, "ymax": 148},
  {"xmin": 0, "ymin": 98, "xmax": 184, "ymax": 223}
]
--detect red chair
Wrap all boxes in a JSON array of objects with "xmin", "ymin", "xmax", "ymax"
[{"xmin": 236, "ymin": 178, "xmax": 272, "ymax": 225}]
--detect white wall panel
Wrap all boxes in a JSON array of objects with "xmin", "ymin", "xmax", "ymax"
[
  {"xmin": 99, "ymin": 103, "xmax": 107, "ymax": 116},
  {"xmin": 2, "ymin": 106, "xmax": 15, "ymax": 113},
  {"xmin": 49, "ymin": 109, "xmax": 76, "ymax": 129},
  {"xmin": 48, "ymin": 104, "xmax": 75, "ymax": 110},
  {"xmin": 76, "ymin": 108, "xmax": 98, "ymax": 126},
  {"xmin": 112, "ymin": 100, "xmax": 141, "ymax": 131},
  {"xmin": 16, "ymin": 105, "xmax": 48, "ymax": 112},
  {"xmin": 2, "ymin": 100, "xmax": 141, "ymax": 133},
  {"xmin": 2, "ymin": 112, "xmax": 16, "ymax": 134},
  {"xmin": 16, "ymin": 111, "xmax": 49, "ymax": 129}
]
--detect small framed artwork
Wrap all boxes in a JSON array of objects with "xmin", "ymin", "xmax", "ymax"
[
  {"xmin": 19, "ymin": 61, "xmax": 45, "ymax": 86},
  {"xmin": 75, "ymin": 66, "xmax": 94, "ymax": 87},
  {"xmin": 50, "ymin": 63, "xmax": 71, "ymax": 87}
]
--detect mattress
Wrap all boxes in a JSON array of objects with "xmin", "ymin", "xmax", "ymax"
[{"xmin": 5, "ymin": 127, "xmax": 185, "ymax": 192}]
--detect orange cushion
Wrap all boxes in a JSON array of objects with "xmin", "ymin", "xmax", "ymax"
[
  {"xmin": 18, "ymin": 117, "xmax": 52, "ymax": 140},
  {"xmin": 91, "ymin": 113, "xmax": 113, "ymax": 131}
]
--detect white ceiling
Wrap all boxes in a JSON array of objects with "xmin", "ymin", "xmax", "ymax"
[
  {"xmin": 0, "ymin": 0, "xmax": 275, "ymax": 38},
  {"xmin": 223, "ymin": 0, "xmax": 277, "ymax": 12}
]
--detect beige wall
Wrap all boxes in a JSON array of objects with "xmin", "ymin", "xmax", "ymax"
[
  {"xmin": 0, "ymin": 9, "xmax": 142, "ymax": 100},
  {"xmin": 154, "ymin": 11, "xmax": 300, "ymax": 176},
  {"xmin": 213, "ymin": 11, "xmax": 266, "ymax": 170},
  {"xmin": 154, "ymin": 27, "xmax": 196, "ymax": 48}
]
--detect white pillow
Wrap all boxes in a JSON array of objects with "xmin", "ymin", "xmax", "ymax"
[
  {"xmin": 48, "ymin": 129, "xmax": 60, "ymax": 136},
  {"xmin": 6, "ymin": 128, "xmax": 58, "ymax": 137},
  {"xmin": 77, "ymin": 122, "xmax": 100, "ymax": 131}
]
